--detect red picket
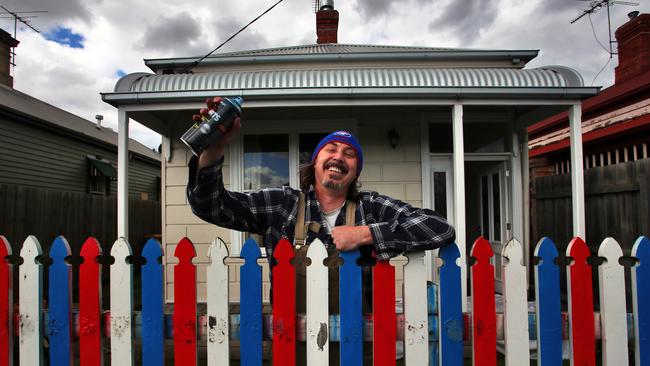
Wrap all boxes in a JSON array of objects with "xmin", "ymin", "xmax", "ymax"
[
  {"xmin": 174, "ymin": 238, "xmax": 197, "ymax": 366},
  {"xmin": 567, "ymin": 237, "xmax": 596, "ymax": 366},
  {"xmin": 0, "ymin": 236, "xmax": 12, "ymax": 366},
  {"xmin": 273, "ymin": 239, "xmax": 296, "ymax": 366},
  {"xmin": 373, "ymin": 260, "xmax": 396, "ymax": 366},
  {"xmin": 470, "ymin": 237, "xmax": 496, "ymax": 366},
  {"xmin": 79, "ymin": 237, "xmax": 102, "ymax": 366}
]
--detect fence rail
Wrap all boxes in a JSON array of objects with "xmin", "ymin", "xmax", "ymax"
[{"xmin": 0, "ymin": 234, "xmax": 649, "ymax": 365}]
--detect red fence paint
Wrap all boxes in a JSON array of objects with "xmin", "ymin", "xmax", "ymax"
[
  {"xmin": 471, "ymin": 237, "xmax": 496, "ymax": 366},
  {"xmin": 273, "ymin": 239, "xmax": 296, "ymax": 366},
  {"xmin": 567, "ymin": 237, "xmax": 596, "ymax": 366},
  {"xmin": 79, "ymin": 238, "xmax": 102, "ymax": 366},
  {"xmin": 373, "ymin": 260, "xmax": 396, "ymax": 366},
  {"xmin": 0, "ymin": 236, "xmax": 12, "ymax": 366},
  {"xmin": 174, "ymin": 238, "xmax": 197, "ymax": 366}
]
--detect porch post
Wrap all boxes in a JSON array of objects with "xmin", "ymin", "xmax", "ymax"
[
  {"xmin": 117, "ymin": 108, "xmax": 129, "ymax": 239},
  {"xmin": 569, "ymin": 103, "xmax": 586, "ymax": 238},
  {"xmin": 452, "ymin": 103, "xmax": 467, "ymax": 310}
]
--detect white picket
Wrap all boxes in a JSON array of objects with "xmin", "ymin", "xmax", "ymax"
[
  {"xmin": 597, "ymin": 238, "xmax": 629, "ymax": 366},
  {"xmin": 501, "ymin": 238, "xmax": 530, "ymax": 365},
  {"xmin": 110, "ymin": 238, "xmax": 133, "ymax": 366},
  {"xmin": 206, "ymin": 238, "xmax": 230, "ymax": 365},
  {"xmin": 403, "ymin": 251, "xmax": 429, "ymax": 365},
  {"xmin": 306, "ymin": 238, "xmax": 329, "ymax": 366},
  {"xmin": 18, "ymin": 236, "xmax": 44, "ymax": 366}
]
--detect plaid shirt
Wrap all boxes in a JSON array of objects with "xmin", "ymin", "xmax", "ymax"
[{"xmin": 187, "ymin": 156, "xmax": 455, "ymax": 261}]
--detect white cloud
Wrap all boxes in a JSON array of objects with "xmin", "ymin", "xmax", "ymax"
[{"xmin": 2, "ymin": 0, "xmax": 649, "ymax": 150}]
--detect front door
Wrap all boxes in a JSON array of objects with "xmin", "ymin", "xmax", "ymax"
[
  {"xmin": 428, "ymin": 156, "xmax": 454, "ymax": 282},
  {"xmin": 476, "ymin": 161, "xmax": 510, "ymax": 292}
]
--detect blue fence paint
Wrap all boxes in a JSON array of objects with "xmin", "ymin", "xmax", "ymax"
[
  {"xmin": 633, "ymin": 236, "xmax": 649, "ymax": 366},
  {"xmin": 438, "ymin": 244, "xmax": 463, "ymax": 366},
  {"xmin": 48, "ymin": 236, "xmax": 72, "ymax": 366},
  {"xmin": 141, "ymin": 238, "xmax": 164, "ymax": 366},
  {"xmin": 339, "ymin": 249, "xmax": 363, "ymax": 365},
  {"xmin": 534, "ymin": 237, "xmax": 562, "ymax": 366},
  {"xmin": 240, "ymin": 238, "xmax": 262, "ymax": 366}
]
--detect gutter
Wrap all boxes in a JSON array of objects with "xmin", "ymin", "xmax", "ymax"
[{"xmin": 101, "ymin": 86, "xmax": 600, "ymax": 107}]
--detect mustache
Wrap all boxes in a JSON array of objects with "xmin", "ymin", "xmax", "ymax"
[{"xmin": 324, "ymin": 160, "xmax": 349, "ymax": 174}]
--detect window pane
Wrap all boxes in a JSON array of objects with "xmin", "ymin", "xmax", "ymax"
[
  {"xmin": 243, "ymin": 134, "xmax": 289, "ymax": 190},
  {"xmin": 299, "ymin": 133, "xmax": 328, "ymax": 165},
  {"xmin": 429, "ymin": 123, "xmax": 453, "ymax": 153},
  {"xmin": 464, "ymin": 123, "xmax": 509, "ymax": 153},
  {"xmin": 492, "ymin": 173, "xmax": 501, "ymax": 242},
  {"xmin": 433, "ymin": 172, "xmax": 447, "ymax": 219},
  {"xmin": 481, "ymin": 175, "xmax": 490, "ymax": 239}
]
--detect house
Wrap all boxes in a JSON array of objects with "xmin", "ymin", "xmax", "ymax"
[
  {"xmin": 0, "ymin": 28, "xmax": 162, "ymax": 252},
  {"xmin": 102, "ymin": 0, "xmax": 598, "ymax": 304},
  {"xmin": 528, "ymin": 13, "xmax": 650, "ymax": 252}
]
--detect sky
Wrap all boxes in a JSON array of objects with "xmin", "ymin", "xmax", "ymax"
[{"xmin": 2, "ymin": 0, "xmax": 649, "ymax": 150}]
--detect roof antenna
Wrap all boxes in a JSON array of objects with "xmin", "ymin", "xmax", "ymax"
[
  {"xmin": 0, "ymin": 6, "xmax": 46, "ymax": 74},
  {"xmin": 570, "ymin": 0, "xmax": 638, "ymax": 57}
]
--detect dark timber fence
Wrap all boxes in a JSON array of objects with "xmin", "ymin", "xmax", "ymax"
[
  {"xmin": 531, "ymin": 158, "xmax": 650, "ymax": 309},
  {"xmin": 0, "ymin": 182, "xmax": 161, "ymax": 258}
]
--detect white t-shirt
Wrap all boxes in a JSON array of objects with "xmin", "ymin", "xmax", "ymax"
[{"xmin": 322, "ymin": 207, "xmax": 341, "ymax": 234}]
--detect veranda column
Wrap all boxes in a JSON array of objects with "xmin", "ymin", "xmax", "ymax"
[
  {"xmin": 118, "ymin": 108, "xmax": 129, "ymax": 239},
  {"xmin": 452, "ymin": 103, "xmax": 467, "ymax": 310},
  {"xmin": 568, "ymin": 103, "xmax": 586, "ymax": 238}
]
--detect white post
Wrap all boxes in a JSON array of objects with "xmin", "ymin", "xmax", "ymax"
[
  {"xmin": 452, "ymin": 103, "xmax": 467, "ymax": 311},
  {"xmin": 118, "ymin": 108, "xmax": 129, "ymax": 239},
  {"xmin": 568, "ymin": 103, "xmax": 586, "ymax": 238}
]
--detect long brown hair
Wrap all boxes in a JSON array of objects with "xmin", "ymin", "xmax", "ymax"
[{"xmin": 299, "ymin": 163, "xmax": 361, "ymax": 201}]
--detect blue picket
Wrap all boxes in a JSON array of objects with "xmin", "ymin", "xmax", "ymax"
[
  {"xmin": 339, "ymin": 249, "xmax": 363, "ymax": 365},
  {"xmin": 534, "ymin": 237, "xmax": 562, "ymax": 366},
  {"xmin": 438, "ymin": 244, "xmax": 463, "ymax": 366},
  {"xmin": 240, "ymin": 238, "xmax": 262, "ymax": 366},
  {"xmin": 141, "ymin": 238, "xmax": 164, "ymax": 366},
  {"xmin": 632, "ymin": 236, "xmax": 649, "ymax": 366},
  {"xmin": 48, "ymin": 236, "xmax": 72, "ymax": 366},
  {"xmin": 428, "ymin": 283, "xmax": 439, "ymax": 366}
]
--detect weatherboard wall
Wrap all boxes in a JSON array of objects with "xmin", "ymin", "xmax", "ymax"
[{"xmin": 0, "ymin": 112, "xmax": 160, "ymax": 199}]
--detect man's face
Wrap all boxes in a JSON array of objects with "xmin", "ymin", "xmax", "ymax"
[{"xmin": 313, "ymin": 142, "xmax": 358, "ymax": 191}]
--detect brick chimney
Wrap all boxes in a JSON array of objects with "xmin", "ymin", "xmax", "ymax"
[
  {"xmin": 615, "ymin": 12, "xmax": 650, "ymax": 84},
  {"xmin": 0, "ymin": 29, "xmax": 19, "ymax": 88},
  {"xmin": 316, "ymin": 0, "xmax": 339, "ymax": 44}
]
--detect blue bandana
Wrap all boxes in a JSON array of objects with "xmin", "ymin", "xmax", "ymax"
[{"xmin": 311, "ymin": 131, "xmax": 363, "ymax": 177}]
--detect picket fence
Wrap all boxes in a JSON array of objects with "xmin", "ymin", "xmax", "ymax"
[{"xmin": 0, "ymin": 234, "xmax": 649, "ymax": 366}]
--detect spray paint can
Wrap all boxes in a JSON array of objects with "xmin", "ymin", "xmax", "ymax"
[{"xmin": 180, "ymin": 96, "xmax": 243, "ymax": 156}]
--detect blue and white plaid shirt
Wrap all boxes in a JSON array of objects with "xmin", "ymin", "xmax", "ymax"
[{"xmin": 187, "ymin": 156, "xmax": 455, "ymax": 261}]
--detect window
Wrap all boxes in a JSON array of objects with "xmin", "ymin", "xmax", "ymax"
[
  {"xmin": 87, "ymin": 156, "xmax": 116, "ymax": 195},
  {"xmin": 243, "ymin": 134, "xmax": 289, "ymax": 191}
]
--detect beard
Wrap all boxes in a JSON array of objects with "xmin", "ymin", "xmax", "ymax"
[{"xmin": 321, "ymin": 179, "xmax": 345, "ymax": 190}]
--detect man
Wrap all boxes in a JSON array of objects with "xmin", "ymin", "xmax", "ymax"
[{"xmin": 186, "ymin": 97, "xmax": 455, "ymax": 362}]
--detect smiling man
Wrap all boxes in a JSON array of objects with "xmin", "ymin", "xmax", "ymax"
[{"xmin": 186, "ymin": 98, "xmax": 455, "ymax": 362}]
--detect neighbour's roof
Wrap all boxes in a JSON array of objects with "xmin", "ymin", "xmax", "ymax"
[
  {"xmin": 0, "ymin": 84, "xmax": 160, "ymax": 162},
  {"xmin": 144, "ymin": 43, "xmax": 539, "ymax": 71}
]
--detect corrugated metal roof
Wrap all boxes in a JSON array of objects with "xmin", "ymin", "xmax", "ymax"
[
  {"xmin": 126, "ymin": 67, "xmax": 574, "ymax": 93},
  {"xmin": 143, "ymin": 44, "xmax": 539, "ymax": 71},
  {"xmin": 213, "ymin": 44, "xmax": 470, "ymax": 57}
]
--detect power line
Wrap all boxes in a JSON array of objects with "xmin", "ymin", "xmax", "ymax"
[{"xmin": 182, "ymin": 0, "xmax": 285, "ymax": 73}]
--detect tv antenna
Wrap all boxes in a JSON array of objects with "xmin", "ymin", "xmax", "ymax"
[
  {"xmin": 570, "ymin": 0, "xmax": 638, "ymax": 56},
  {"xmin": 0, "ymin": 6, "xmax": 46, "ymax": 73}
]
